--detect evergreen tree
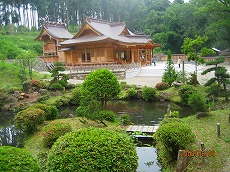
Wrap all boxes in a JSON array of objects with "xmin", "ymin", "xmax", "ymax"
[
  {"xmin": 202, "ymin": 56, "xmax": 230, "ymax": 100},
  {"xmin": 162, "ymin": 50, "xmax": 177, "ymax": 86}
]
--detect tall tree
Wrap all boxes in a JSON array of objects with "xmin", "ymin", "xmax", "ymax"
[
  {"xmin": 181, "ymin": 36, "xmax": 214, "ymax": 81},
  {"xmin": 162, "ymin": 50, "xmax": 177, "ymax": 86}
]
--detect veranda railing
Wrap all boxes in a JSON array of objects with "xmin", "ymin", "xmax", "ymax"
[{"xmin": 65, "ymin": 62, "xmax": 141, "ymax": 73}]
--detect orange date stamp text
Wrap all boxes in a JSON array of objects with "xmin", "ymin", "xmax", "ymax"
[{"xmin": 180, "ymin": 150, "xmax": 216, "ymax": 157}]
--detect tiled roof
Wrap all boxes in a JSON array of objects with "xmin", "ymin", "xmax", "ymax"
[
  {"xmin": 60, "ymin": 18, "xmax": 158, "ymax": 46},
  {"xmin": 61, "ymin": 34, "xmax": 108, "ymax": 45},
  {"xmin": 35, "ymin": 22, "xmax": 73, "ymax": 40}
]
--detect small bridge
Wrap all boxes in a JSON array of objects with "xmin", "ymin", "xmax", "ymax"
[{"xmin": 126, "ymin": 125, "xmax": 159, "ymax": 134}]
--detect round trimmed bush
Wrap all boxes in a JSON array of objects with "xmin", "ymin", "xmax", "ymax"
[
  {"xmin": 154, "ymin": 122, "xmax": 195, "ymax": 160},
  {"xmin": 47, "ymin": 127, "xmax": 138, "ymax": 172},
  {"xmin": 120, "ymin": 114, "xmax": 131, "ymax": 125},
  {"xmin": 0, "ymin": 146, "xmax": 41, "ymax": 172},
  {"xmin": 28, "ymin": 103, "xmax": 59, "ymax": 120},
  {"xmin": 14, "ymin": 108, "xmax": 45, "ymax": 134},
  {"xmin": 99, "ymin": 110, "xmax": 116, "ymax": 122},
  {"xmin": 42, "ymin": 122, "xmax": 72, "ymax": 148},
  {"xmin": 142, "ymin": 86, "xmax": 157, "ymax": 101}
]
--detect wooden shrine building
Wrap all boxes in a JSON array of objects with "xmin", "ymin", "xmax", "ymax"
[
  {"xmin": 35, "ymin": 22, "xmax": 73, "ymax": 62},
  {"xmin": 36, "ymin": 18, "xmax": 160, "ymax": 66}
]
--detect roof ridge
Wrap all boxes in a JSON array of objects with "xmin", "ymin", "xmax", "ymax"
[
  {"xmin": 43, "ymin": 22, "xmax": 66, "ymax": 28},
  {"xmin": 86, "ymin": 17, "xmax": 125, "ymax": 26}
]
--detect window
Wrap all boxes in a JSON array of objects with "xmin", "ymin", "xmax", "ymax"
[
  {"xmin": 81, "ymin": 49, "xmax": 94, "ymax": 62},
  {"xmin": 121, "ymin": 50, "xmax": 127, "ymax": 59}
]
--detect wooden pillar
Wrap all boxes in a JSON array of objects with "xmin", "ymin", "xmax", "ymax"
[
  {"xmin": 176, "ymin": 150, "xmax": 188, "ymax": 172},
  {"xmin": 71, "ymin": 51, "xmax": 73, "ymax": 65},
  {"xmin": 131, "ymin": 49, "xmax": 135, "ymax": 63},
  {"xmin": 137, "ymin": 49, "xmax": 140, "ymax": 63},
  {"xmin": 94, "ymin": 48, "xmax": 97, "ymax": 63}
]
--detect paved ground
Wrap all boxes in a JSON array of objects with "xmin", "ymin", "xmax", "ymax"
[{"xmin": 68, "ymin": 61, "xmax": 230, "ymax": 87}]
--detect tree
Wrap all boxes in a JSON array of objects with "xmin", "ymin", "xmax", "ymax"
[
  {"xmin": 195, "ymin": 0, "xmax": 230, "ymax": 49},
  {"xmin": 181, "ymin": 36, "xmax": 214, "ymax": 81},
  {"xmin": 162, "ymin": 50, "xmax": 177, "ymax": 86},
  {"xmin": 49, "ymin": 62, "xmax": 69, "ymax": 89},
  {"xmin": 77, "ymin": 69, "xmax": 121, "ymax": 126},
  {"xmin": 81, "ymin": 68, "xmax": 121, "ymax": 110},
  {"xmin": 16, "ymin": 50, "xmax": 37, "ymax": 92},
  {"xmin": 201, "ymin": 56, "xmax": 230, "ymax": 100}
]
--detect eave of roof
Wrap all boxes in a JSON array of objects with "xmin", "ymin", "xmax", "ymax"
[
  {"xmin": 35, "ymin": 23, "xmax": 73, "ymax": 41},
  {"xmin": 60, "ymin": 35, "xmax": 109, "ymax": 46}
]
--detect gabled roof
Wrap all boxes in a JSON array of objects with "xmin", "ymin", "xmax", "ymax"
[
  {"xmin": 35, "ymin": 22, "xmax": 73, "ymax": 41},
  {"xmin": 60, "ymin": 18, "xmax": 160, "ymax": 47}
]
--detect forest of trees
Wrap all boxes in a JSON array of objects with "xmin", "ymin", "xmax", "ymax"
[{"xmin": 0, "ymin": 0, "xmax": 229, "ymax": 53}]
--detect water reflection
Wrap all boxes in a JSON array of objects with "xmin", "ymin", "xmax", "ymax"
[
  {"xmin": 107, "ymin": 100, "xmax": 192, "ymax": 126},
  {"xmin": 0, "ymin": 125, "xmax": 24, "ymax": 147},
  {"xmin": 136, "ymin": 147, "xmax": 161, "ymax": 172},
  {"xmin": 0, "ymin": 111, "xmax": 24, "ymax": 147}
]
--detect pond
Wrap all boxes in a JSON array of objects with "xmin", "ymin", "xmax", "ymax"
[
  {"xmin": 0, "ymin": 100, "xmax": 193, "ymax": 171},
  {"xmin": 58, "ymin": 100, "xmax": 192, "ymax": 126}
]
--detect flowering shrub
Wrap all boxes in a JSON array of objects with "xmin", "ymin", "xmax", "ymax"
[
  {"xmin": 42, "ymin": 122, "xmax": 72, "ymax": 148},
  {"xmin": 30, "ymin": 80, "xmax": 41, "ymax": 87},
  {"xmin": 155, "ymin": 82, "xmax": 169, "ymax": 90}
]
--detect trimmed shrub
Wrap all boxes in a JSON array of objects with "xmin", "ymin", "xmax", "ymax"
[
  {"xmin": 42, "ymin": 122, "xmax": 72, "ymax": 148},
  {"xmin": 99, "ymin": 110, "xmax": 116, "ymax": 122},
  {"xmin": 118, "ymin": 87, "xmax": 138, "ymax": 100},
  {"xmin": 178, "ymin": 84, "xmax": 197, "ymax": 105},
  {"xmin": 160, "ymin": 117, "xmax": 182, "ymax": 126},
  {"xmin": 142, "ymin": 86, "xmax": 157, "ymax": 101},
  {"xmin": 28, "ymin": 103, "xmax": 59, "ymax": 120},
  {"xmin": 46, "ymin": 127, "xmax": 138, "ymax": 172},
  {"xmin": 188, "ymin": 92, "xmax": 208, "ymax": 112},
  {"xmin": 0, "ymin": 146, "xmax": 41, "ymax": 172},
  {"xmin": 154, "ymin": 122, "xmax": 195, "ymax": 162},
  {"xmin": 45, "ymin": 95, "xmax": 71, "ymax": 107},
  {"xmin": 155, "ymin": 82, "xmax": 169, "ymax": 90},
  {"xmin": 120, "ymin": 114, "xmax": 131, "ymax": 125},
  {"xmin": 126, "ymin": 88, "xmax": 138, "ymax": 99},
  {"xmin": 70, "ymin": 86, "xmax": 82, "ymax": 104},
  {"xmin": 14, "ymin": 108, "xmax": 45, "ymax": 134},
  {"xmin": 49, "ymin": 83, "xmax": 63, "ymax": 91}
]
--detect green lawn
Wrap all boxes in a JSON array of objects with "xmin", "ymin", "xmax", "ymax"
[
  {"xmin": 0, "ymin": 61, "xmax": 50, "ymax": 91},
  {"xmin": 182, "ymin": 110, "xmax": 230, "ymax": 172}
]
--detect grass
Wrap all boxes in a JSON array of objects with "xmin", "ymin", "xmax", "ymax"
[
  {"xmin": 181, "ymin": 110, "xmax": 230, "ymax": 172},
  {"xmin": 0, "ymin": 61, "xmax": 50, "ymax": 91}
]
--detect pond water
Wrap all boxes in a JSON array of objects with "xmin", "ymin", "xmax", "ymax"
[
  {"xmin": 58, "ymin": 100, "xmax": 192, "ymax": 126},
  {"xmin": 136, "ymin": 147, "xmax": 161, "ymax": 172},
  {"xmin": 0, "ymin": 100, "xmax": 193, "ymax": 171}
]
